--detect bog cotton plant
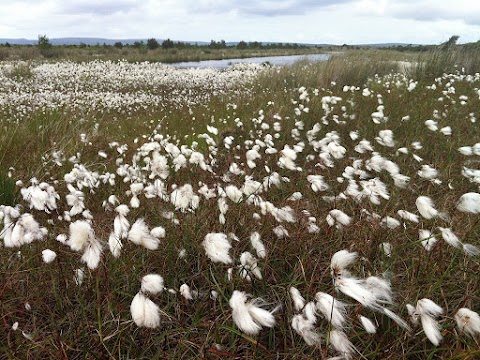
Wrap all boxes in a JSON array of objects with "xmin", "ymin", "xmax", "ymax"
[
  {"xmin": 413, "ymin": 299, "xmax": 444, "ymax": 346},
  {"xmin": 131, "ymin": 274, "xmax": 164, "ymax": 328},
  {"xmin": 229, "ymin": 290, "xmax": 276, "ymax": 335},
  {"xmin": 202, "ymin": 233, "xmax": 232, "ymax": 264},
  {"xmin": 456, "ymin": 192, "xmax": 480, "ymax": 213},
  {"xmin": 68, "ymin": 220, "xmax": 102, "ymax": 269},
  {"xmin": 455, "ymin": 308, "xmax": 480, "ymax": 338}
]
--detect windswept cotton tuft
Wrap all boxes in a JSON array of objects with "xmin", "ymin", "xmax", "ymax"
[
  {"xmin": 202, "ymin": 232, "xmax": 232, "ymax": 264},
  {"xmin": 416, "ymin": 298, "xmax": 443, "ymax": 346},
  {"xmin": 229, "ymin": 290, "xmax": 276, "ymax": 335},
  {"xmin": 141, "ymin": 274, "xmax": 164, "ymax": 296},
  {"xmin": 128, "ymin": 218, "xmax": 160, "ymax": 250},
  {"xmin": 456, "ymin": 192, "xmax": 480, "ymax": 213},
  {"xmin": 415, "ymin": 196, "xmax": 449, "ymax": 221},
  {"xmin": 455, "ymin": 308, "xmax": 480, "ymax": 337},
  {"xmin": 130, "ymin": 292, "xmax": 161, "ymax": 328}
]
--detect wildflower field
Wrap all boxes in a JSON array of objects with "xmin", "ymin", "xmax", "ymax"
[{"xmin": 1, "ymin": 52, "xmax": 480, "ymax": 359}]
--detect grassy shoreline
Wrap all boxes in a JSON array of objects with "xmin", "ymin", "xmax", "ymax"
[{"xmin": 0, "ymin": 45, "xmax": 331, "ymax": 63}]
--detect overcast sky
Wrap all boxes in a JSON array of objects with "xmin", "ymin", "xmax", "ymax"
[{"xmin": 1, "ymin": 0, "xmax": 479, "ymax": 44}]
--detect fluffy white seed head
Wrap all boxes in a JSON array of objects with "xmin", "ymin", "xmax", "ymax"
[
  {"xmin": 41, "ymin": 249, "xmax": 56, "ymax": 263},
  {"xmin": 180, "ymin": 284, "xmax": 193, "ymax": 300},
  {"xmin": 141, "ymin": 274, "xmax": 164, "ymax": 295},
  {"xmin": 291, "ymin": 314, "xmax": 321, "ymax": 346},
  {"xmin": 420, "ymin": 312, "xmax": 442, "ymax": 346},
  {"xmin": 359, "ymin": 315, "xmax": 377, "ymax": 334},
  {"xmin": 202, "ymin": 233, "xmax": 232, "ymax": 264},
  {"xmin": 457, "ymin": 192, "xmax": 480, "ymax": 213},
  {"xmin": 419, "ymin": 230, "xmax": 438, "ymax": 252},
  {"xmin": 455, "ymin": 308, "xmax": 480, "ymax": 337},
  {"xmin": 108, "ymin": 232, "xmax": 122, "ymax": 258},
  {"xmin": 290, "ymin": 287, "xmax": 306, "ymax": 312},
  {"xmin": 128, "ymin": 218, "xmax": 160, "ymax": 250},
  {"xmin": 329, "ymin": 330, "xmax": 356, "ymax": 359},
  {"xmin": 250, "ymin": 231, "xmax": 266, "ymax": 258},
  {"xmin": 81, "ymin": 240, "xmax": 103, "ymax": 269},
  {"xmin": 416, "ymin": 196, "xmax": 439, "ymax": 220},
  {"xmin": 69, "ymin": 220, "xmax": 94, "ymax": 251},
  {"xmin": 330, "ymin": 249, "xmax": 357, "ymax": 278},
  {"xmin": 315, "ymin": 292, "xmax": 347, "ymax": 330},
  {"xmin": 229, "ymin": 290, "xmax": 276, "ymax": 335},
  {"xmin": 130, "ymin": 292, "xmax": 161, "ymax": 328},
  {"xmin": 438, "ymin": 227, "xmax": 462, "ymax": 248}
]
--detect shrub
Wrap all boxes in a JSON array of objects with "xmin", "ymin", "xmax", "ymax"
[{"xmin": 146, "ymin": 38, "xmax": 159, "ymax": 50}]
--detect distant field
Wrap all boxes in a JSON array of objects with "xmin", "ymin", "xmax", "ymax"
[{"xmin": 1, "ymin": 49, "xmax": 480, "ymax": 359}]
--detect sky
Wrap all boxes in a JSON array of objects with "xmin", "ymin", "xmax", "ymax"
[{"xmin": 1, "ymin": 0, "xmax": 479, "ymax": 45}]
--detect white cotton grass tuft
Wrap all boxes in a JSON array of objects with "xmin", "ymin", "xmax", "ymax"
[
  {"xmin": 438, "ymin": 227, "xmax": 462, "ymax": 248},
  {"xmin": 326, "ymin": 209, "xmax": 352, "ymax": 228},
  {"xmin": 454, "ymin": 308, "xmax": 480, "ymax": 337},
  {"xmin": 180, "ymin": 284, "xmax": 194, "ymax": 300},
  {"xmin": 462, "ymin": 243, "xmax": 480, "ymax": 256},
  {"xmin": 81, "ymin": 240, "xmax": 103, "ymax": 270},
  {"xmin": 229, "ymin": 290, "xmax": 276, "ymax": 335},
  {"xmin": 289, "ymin": 287, "xmax": 306, "ymax": 312},
  {"xmin": 130, "ymin": 292, "xmax": 161, "ymax": 328},
  {"xmin": 380, "ymin": 216, "xmax": 401, "ymax": 229},
  {"xmin": 291, "ymin": 314, "xmax": 321, "ymax": 346},
  {"xmin": 359, "ymin": 315, "xmax": 377, "ymax": 334},
  {"xmin": 307, "ymin": 175, "xmax": 329, "ymax": 192},
  {"xmin": 458, "ymin": 146, "xmax": 473, "ymax": 155},
  {"xmin": 141, "ymin": 274, "xmax": 164, "ymax": 296},
  {"xmin": 108, "ymin": 232, "xmax": 122, "ymax": 258},
  {"xmin": 419, "ymin": 230, "xmax": 438, "ymax": 252},
  {"xmin": 380, "ymin": 242, "xmax": 392, "ymax": 257},
  {"xmin": 456, "ymin": 192, "xmax": 480, "ymax": 213},
  {"xmin": 365, "ymin": 276, "xmax": 393, "ymax": 304},
  {"xmin": 420, "ymin": 313, "xmax": 443, "ymax": 346},
  {"xmin": 329, "ymin": 330, "xmax": 356, "ymax": 359},
  {"xmin": 250, "ymin": 231, "xmax": 266, "ymax": 258},
  {"xmin": 41, "ymin": 249, "xmax": 56, "ymax": 263},
  {"xmin": 382, "ymin": 307, "xmax": 412, "ymax": 331},
  {"xmin": 150, "ymin": 226, "xmax": 166, "ymax": 239},
  {"xmin": 69, "ymin": 220, "xmax": 102, "ymax": 269},
  {"xmin": 330, "ymin": 249, "xmax": 357, "ymax": 277},
  {"xmin": 74, "ymin": 268, "xmax": 85, "ymax": 286},
  {"xmin": 334, "ymin": 277, "xmax": 382, "ymax": 309},
  {"xmin": 202, "ymin": 232, "xmax": 232, "ymax": 264},
  {"xmin": 416, "ymin": 298, "xmax": 443, "ymax": 346},
  {"xmin": 239, "ymin": 252, "xmax": 262, "ymax": 281},
  {"xmin": 68, "ymin": 220, "xmax": 94, "ymax": 252},
  {"xmin": 397, "ymin": 210, "xmax": 419, "ymax": 223},
  {"xmin": 315, "ymin": 292, "xmax": 347, "ymax": 330},
  {"xmin": 303, "ymin": 301, "xmax": 317, "ymax": 324},
  {"xmin": 128, "ymin": 218, "xmax": 160, "ymax": 250},
  {"xmin": 415, "ymin": 196, "xmax": 448, "ymax": 221}
]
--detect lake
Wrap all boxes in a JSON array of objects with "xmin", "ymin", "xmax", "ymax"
[{"xmin": 169, "ymin": 53, "xmax": 331, "ymax": 69}]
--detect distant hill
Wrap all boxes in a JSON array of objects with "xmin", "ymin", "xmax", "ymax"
[{"xmin": 0, "ymin": 37, "xmax": 420, "ymax": 47}]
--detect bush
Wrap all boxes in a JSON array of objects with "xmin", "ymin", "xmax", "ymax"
[
  {"xmin": 146, "ymin": 38, "xmax": 159, "ymax": 50},
  {"xmin": 162, "ymin": 38, "xmax": 174, "ymax": 49}
]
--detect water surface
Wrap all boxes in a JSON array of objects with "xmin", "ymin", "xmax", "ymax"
[{"xmin": 169, "ymin": 53, "xmax": 331, "ymax": 69}]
